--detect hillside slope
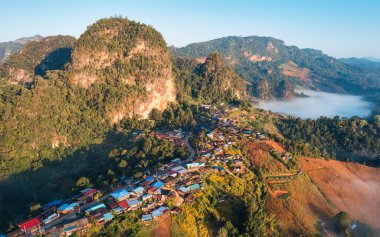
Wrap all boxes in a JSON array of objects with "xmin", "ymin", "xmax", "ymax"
[
  {"xmin": 300, "ymin": 158, "xmax": 380, "ymax": 229},
  {"xmin": 0, "ymin": 35, "xmax": 43, "ymax": 63},
  {"xmin": 0, "ymin": 35, "xmax": 75, "ymax": 84},
  {"xmin": 246, "ymin": 141, "xmax": 380, "ymax": 235}
]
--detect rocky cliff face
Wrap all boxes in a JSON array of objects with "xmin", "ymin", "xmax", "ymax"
[{"xmin": 68, "ymin": 18, "xmax": 176, "ymax": 121}]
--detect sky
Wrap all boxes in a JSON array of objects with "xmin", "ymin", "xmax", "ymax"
[{"xmin": 1, "ymin": 0, "xmax": 379, "ymax": 58}]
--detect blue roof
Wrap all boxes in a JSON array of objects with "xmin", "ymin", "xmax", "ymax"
[
  {"xmin": 186, "ymin": 163, "xmax": 200, "ymax": 168},
  {"xmin": 142, "ymin": 214, "xmax": 152, "ymax": 221},
  {"xmin": 113, "ymin": 207, "xmax": 122, "ymax": 213},
  {"xmin": 64, "ymin": 225, "xmax": 77, "ymax": 232},
  {"xmin": 151, "ymin": 180, "xmax": 164, "ymax": 189},
  {"xmin": 145, "ymin": 176, "xmax": 155, "ymax": 182},
  {"xmin": 111, "ymin": 189, "xmax": 130, "ymax": 200},
  {"xmin": 103, "ymin": 212, "xmax": 114, "ymax": 221},
  {"xmin": 43, "ymin": 200, "xmax": 62, "ymax": 208},
  {"xmin": 127, "ymin": 199, "xmax": 142, "ymax": 206},
  {"xmin": 58, "ymin": 202, "xmax": 78, "ymax": 211},
  {"xmin": 178, "ymin": 186, "xmax": 189, "ymax": 193},
  {"xmin": 132, "ymin": 186, "xmax": 144, "ymax": 194},
  {"xmin": 0, "ymin": 233, "xmax": 6, "ymax": 237},
  {"xmin": 151, "ymin": 210, "xmax": 163, "ymax": 217},
  {"xmin": 156, "ymin": 206, "xmax": 168, "ymax": 212},
  {"xmin": 58, "ymin": 204, "xmax": 68, "ymax": 211},
  {"xmin": 86, "ymin": 203, "xmax": 106, "ymax": 212},
  {"xmin": 189, "ymin": 183, "xmax": 201, "ymax": 191}
]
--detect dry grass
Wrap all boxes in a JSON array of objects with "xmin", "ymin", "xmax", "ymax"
[{"xmin": 300, "ymin": 158, "xmax": 380, "ymax": 229}]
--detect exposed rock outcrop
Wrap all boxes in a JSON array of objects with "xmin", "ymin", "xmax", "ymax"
[{"xmin": 68, "ymin": 18, "xmax": 176, "ymax": 121}]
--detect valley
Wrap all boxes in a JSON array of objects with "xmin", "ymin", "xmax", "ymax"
[{"xmin": 0, "ymin": 15, "xmax": 379, "ymax": 237}]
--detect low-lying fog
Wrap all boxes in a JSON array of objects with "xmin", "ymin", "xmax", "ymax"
[{"xmin": 257, "ymin": 89, "xmax": 374, "ymax": 119}]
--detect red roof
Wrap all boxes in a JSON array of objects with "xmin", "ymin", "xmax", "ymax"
[
  {"xmin": 18, "ymin": 218, "xmax": 40, "ymax": 230},
  {"xmin": 83, "ymin": 189, "xmax": 97, "ymax": 197},
  {"xmin": 148, "ymin": 186, "xmax": 157, "ymax": 193},
  {"xmin": 119, "ymin": 200, "xmax": 128, "ymax": 209}
]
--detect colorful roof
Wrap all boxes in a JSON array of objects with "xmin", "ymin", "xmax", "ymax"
[
  {"xmin": 110, "ymin": 189, "xmax": 130, "ymax": 200},
  {"xmin": 142, "ymin": 214, "xmax": 152, "ymax": 221},
  {"xmin": 132, "ymin": 186, "xmax": 144, "ymax": 194},
  {"xmin": 18, "ymin": 218, "xmax": 40, "ymax": 230},
  {"xmin": 86, "ymin": 203, "xmax": 106, "ymax": 212},
  {"xmin": 127, "ymin": 199, "xmax": 142, "ymax": 206},
  {"xmin": 103, "ymin": 213, "xmax": 114, "ymax": 221},
  {"xmin": 189, "ymin": 183, "xmax": 201, "ymax": 191},
  {"xmin": 151, "ymin": 180, "xmax": 164, "ymax": 189},
  {"xmin": 118, "ymin": 200, "xmax": 128, "ymax": 209}
]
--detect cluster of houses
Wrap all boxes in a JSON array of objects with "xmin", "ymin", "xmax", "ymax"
[
  {"xmin": 151, "ymin": 130, "xmax": 185, "ymax": 147},
  {"xmin": 2, "ymin": 109, "xmax": 268, "ymax": 237},
  {"xmin": 4, "ymin": 157, "xmax": 206, "ymax": 237}
]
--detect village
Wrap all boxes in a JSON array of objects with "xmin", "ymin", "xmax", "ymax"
[{"xmin": 3, "ymin": 107, "xmax": 275, "ymax": 237}]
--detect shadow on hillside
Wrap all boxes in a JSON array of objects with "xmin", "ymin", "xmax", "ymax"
[
  {"xmin": 34, "ymin": 47, "xmax": 72, "ymax": 76},
  {"xmin": 0, "ymin": 131, "xmax": 129, "ymax": 231}
]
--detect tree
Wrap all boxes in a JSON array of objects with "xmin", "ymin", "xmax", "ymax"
[
  {"xmin": 334, "ymin": 211, "xmax": 351, "ymax": 237},
  {"xmin": 75, "ymin": 177, "xmax": 92, "ymax": 189}
]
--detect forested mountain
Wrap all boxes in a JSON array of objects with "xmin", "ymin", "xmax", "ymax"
[
  {"xmin": 0, "ymin": 35, "xmax": 43, "ymax": 63},
  {"xmin": 171, "ymin": 36, "xmax": 380, "ymax": 99},
  {"xmin": 0, "ymin": 17, "xmax": 379, "ymax": 237},
  {"xmin": 0, "ymin": 36, "xmax": 75, "ymax": 84},
  {"xmin": 173, "ymin": 52, "xmax": 247, "ymax": 103},
  {"xmin": 339, "ymin": 57, "xmax": 380, "ymax": 71}
]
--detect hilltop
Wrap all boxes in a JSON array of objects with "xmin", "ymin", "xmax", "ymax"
[{"xmin": 0, "ymin": 35, "xmax": 43, "ymax": 63}]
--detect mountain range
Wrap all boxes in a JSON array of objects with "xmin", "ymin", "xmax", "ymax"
[
  {"xmin": 0, "ymin": 35, "xmax": 43, "ymax": 63},
  {"xmin": 171, "ymin": 36, "xmax": 380, "ymax": 100},
  {"xmin": 0, "ymin": 17, "xmax": 379, "ymax": 237}
]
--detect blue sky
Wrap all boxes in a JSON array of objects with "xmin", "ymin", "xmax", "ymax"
[{"xmin": 1, "ymin": 0, "xmax": 379, "ymax": 58}]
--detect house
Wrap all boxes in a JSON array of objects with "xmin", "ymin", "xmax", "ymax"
[
  {"xmin": 62, "ymin": 217, "xmax": 91, "ymax": 236},
  {"xmin": 103, "ymin": 213, "xmax": 114, "ymax": 222},
  {"xmin": 85, "ymin": 203, "xmax": 106, "ymax": 213},
  {"xmin": 76, "ymin": 188, "xmax": 97, "ymax": 203},
  {"xmin": 171, "ymin": 166, "xmax": 188, "ymax": 176},
  {"xmin": 110, "ymin": 189, "xmax": 130, "ymax": 202},
  {"xmin": 151, "ymin": 206, "xmax": 168, "ymax": 218},
  {"xmin": 177, "ymin": 186, "xmax": 190, "ymax": 194},
  {"xmin": 112, "ymin": 206, "xmax": 122, "ymax": 215},
  {"xmin": 42, "ymin": 200, "xmax": 62, "ymax": 210},
  {"xmin": 142, "ymin": 214, "xmax": 152, "ymax": 222},
  {"xmin": 141, "ymin": 194, "xmax": 153, "ymax": 201},
  {"xmin": 185, "ymin": 163, "xmax": 200, "ymax": 171},
  {"xmin": 151, "ymin": 180, "xmax": 164, "ymax": 189},
  {"xmin": 44, "ymin": 226, "xmax": 64, "ymax": 237},
  {"xmin": 127, "ymin": 199, "xmax": 142, "ymax": 209},
  {"xmin": 185, "ymin": 193, "xmax": 195, "ymax": 203},
  {"xmin": 131, "ymin": 186, "xmax": 145, "ymax": 196},
  {"xmin": 160, "ymin": 189, "xmax": 172, "ymax": 198},
  {"xmin": 6, "ymin": 229, "xmax": 25, "ymax": 237},
  {"xmin": 57, "ymin": 202, "xmax": 79, "ymax": 214},
  {"xmin": 189, "ymin": 183, "xmax": 201, "ymax": 192},
  {"xmin": 18, "ymin": 217, "xmax": 41, "ymax": 232},
  {"xmin": 170, "ymin": 207, "xmax": 182, "ymax": 214},
  {"xmin": 42, "ymin": 213, "xmax": 60, "ymax": 225},
  {"xmin": 118, "ymin": 200, "xmax": 129, "ymax": 210}
]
